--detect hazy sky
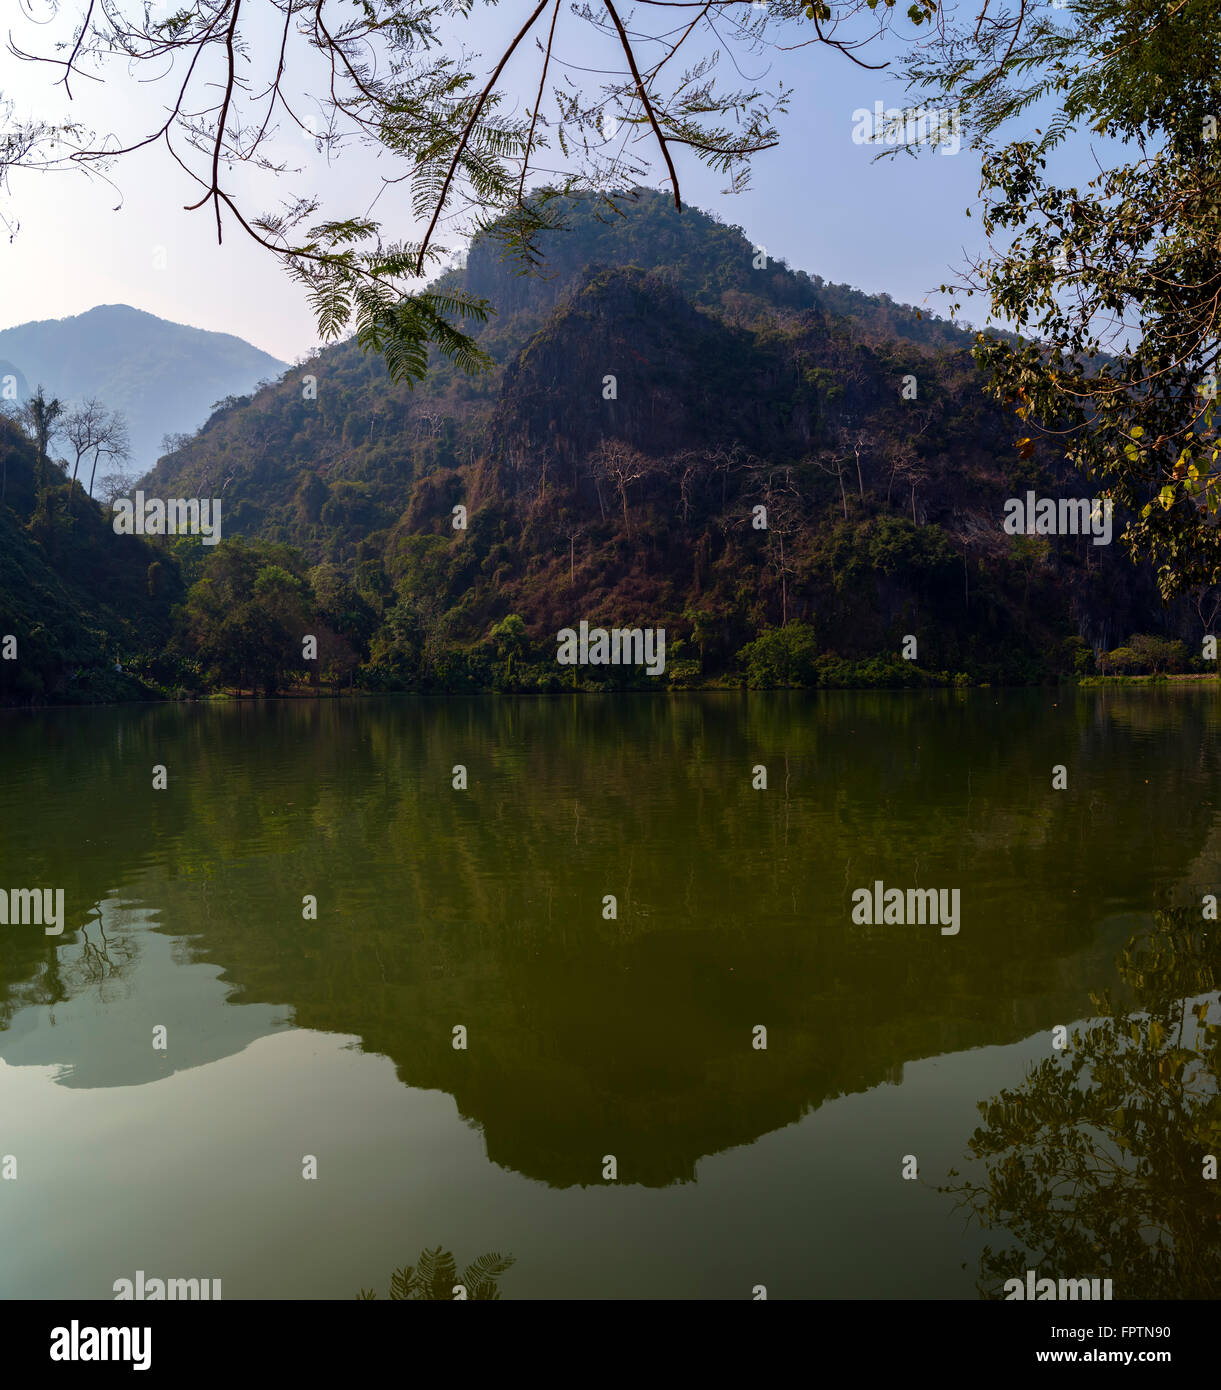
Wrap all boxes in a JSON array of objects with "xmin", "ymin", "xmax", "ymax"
[{"xmin": 0, "ymin": 3, "xmax": 1072, "ymax": 362}]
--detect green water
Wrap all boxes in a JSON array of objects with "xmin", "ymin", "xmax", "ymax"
[{"xmin": 1, "ymin": 689, "xmax": 1218, "ymax": 1299}]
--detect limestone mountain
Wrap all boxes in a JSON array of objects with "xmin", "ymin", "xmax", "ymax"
[
  {"xmin": 138, "ymin": 188, "xmax": 1175, "ymax": 690},
  {"xmin": 2, "ymin": 188, "xmax": 1192, "ymax": 702}
]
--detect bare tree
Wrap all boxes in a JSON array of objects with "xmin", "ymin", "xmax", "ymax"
[
  {"xmin": 64, "ymin": 399, "xmax": 130, "ymax": 513},
  {"xmin": 884, "ymin": 439, "xmax": 916, "ymax": 507},
  {"xmin": 95, "ymin": 471, "xmax": 139, "ymax": 510},
  {"xmin": 708, "ymin": 444, "xmax": 748, "ymax": 511},
  {"xmin": 160, "ymin": 432, "xmax": 193, "ymax": 460},
  {"xmin": 591, "ymin": 438, "xmax": 654, "ymax": 541},
  {"xmin": 893, "ymin": 454, "xmax": 931, "ymax": 524},
  {"xmin": 673, "ymin": 449, "xmax": 704, "ymax": 526},
  {"xmin": 838, "ymin": 426, "xmax": 876, "ymax": 503},
  {"xmin": 413, "ymin": 407, "xmax": 446, "ymax": 442},
  {"xmin": 1195, "ymin": 587, "xmax": 1221, "ymax": 642},
  {"xmin": 752, "ymin": 466, "xmax": 805, "ymax": 627},
  {"xmin": 814, "ymin": 447, "xmax": 851, "ymax": 521}
]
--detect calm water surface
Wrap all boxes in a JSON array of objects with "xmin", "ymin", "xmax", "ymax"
[{"xmin": 1, "ymin": 689, "xmax": 1218, "ymax": 1298}]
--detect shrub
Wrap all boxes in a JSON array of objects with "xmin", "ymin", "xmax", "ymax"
[{"xmin": 736, "ymin": 622, "xmax": 818, "ymax": 687}]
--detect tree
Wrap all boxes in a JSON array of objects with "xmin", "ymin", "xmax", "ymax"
[
  {"xmin": 95, "ymin": 471, "xmax": 138, "ymax": 510},
  {"xmin": 251, "ymin": 564, "xmax": 313, "ymax": 695},
  {"xmin": 682, "ymin": 604, "xmax": 718, "ymax": 674},
  {"xmin": 749, "ymin": 466, "xmax": 805, "ymax": 627},
  {"xmin": 1127, "ymin": 634, "xmax": 1188, "ymax": 675},
  {"xmin": 160, "ymin": 432, "xmax": 194, "ymax": 461},
  {"xmin": 1195, "ymin": 586, "xmax": 1221, "ymax": 641},
  {"xmin": 737, "ymin": 622, "xmax": 818, "ymax": 687},
  {"xmin": 489, "ymin": 613, "xmax": 529, "ymax": 681},
  {"xmin": 312, "ymin": 625, "xmax": 360, "ymax": 692},
  {"xmin": 357, "ymin": 1247, "xmax": 515, "ymax": 1301},
  {"xmin": 20, "ymin": 385, "xmax": 63, "ymax": 512},
  {"xmin": 1, "ymin": 2, "xmax": 942, "ymax": 382},
  {"xmin": 367, "ymin": 594, "xmax": 427, "ymax": 689},
  {"xmin": 0, "ymin": 418, "xmax": 14, "ymax": 505},
  {"xmin": 176, "ymin": 540, "xmax": 313, "ymax": 696},
  {"xmin": 1097, "ymin": 645, "xmax": 1141, "ymax": 677},
  {"xmin": 837, "ymin": 425, "xmax": 876, "ymax": 505},
  {"xmin": 908, "ymin": 0, "xmax": 1221, "ymax": 598},
  {"xmin": 892, "ymin": 451, "xmax": 930, "ymax": 525},
  {"xmin": 883, "ymin": 438, "xmax": 916, "ymax": 509},
  {"xmin": 561, "ymin": 518, "xmax": 587, "ymax": 589},
  {"xmin": 814, "ymin": 447, "xmax": 851, "ymax": 522},
  {"xmin": 591, "ymin": 439, "xmax": 654, "ymax": 541},
  {"xmin": 63, "ymin": 398, "xmax": 130, "ymax": 512},
  {"xmin": 310, "ymin": 562, "xmax": 378, "ymax": 655},
  {"xmin": 941, "ymin": 909, "xmax": 1221, "ymax": 1300},
  {"xmin": 1009, "ymin": 534, "xmax": 1050, "ymax": 613}
]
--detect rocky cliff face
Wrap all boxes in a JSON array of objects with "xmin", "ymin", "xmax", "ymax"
[{"xmin": 487, "ymin": 268, "xmax": 820, "ymax": 502}]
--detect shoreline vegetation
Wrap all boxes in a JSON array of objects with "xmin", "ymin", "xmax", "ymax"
[
  {"xmin": 55, "ymin": 623, "xmax": 1221, "ymax": 705},
  {"xmin": 5, "ymin": 663, "xmax": 1219, "ymax": 712},
  {"xmin": 156, "ymin": 668, "xmax": 1221, "ymax": 699}
]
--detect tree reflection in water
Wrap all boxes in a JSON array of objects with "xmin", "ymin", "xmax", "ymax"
[{"xmin": 943, "ymin": 909, "xmax": 1221, "ymax": 1299}]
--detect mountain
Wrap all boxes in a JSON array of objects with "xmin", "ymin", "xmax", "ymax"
[
  {"xmin": 0, "ymin": 305, "xmax": 286, "ymax": 475},
  {"xmin": 140, "ymin": 188, "xmax": 988, "ymax": 554},
  {"xmin": 1, "ymin": 188, "xmax": 1195, "ymax": 703},
  {"xmin": 136, "ymin": 187, "xmax": 1184, "ymax": 694},
  {"xmin": 0, "ymin": 360, "xmax": 29, "ymax": 404}
]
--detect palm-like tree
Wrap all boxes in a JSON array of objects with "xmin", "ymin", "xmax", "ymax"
[{"xmin": 24, "ymin": 385, "xmax": 63, "ymax": 519}]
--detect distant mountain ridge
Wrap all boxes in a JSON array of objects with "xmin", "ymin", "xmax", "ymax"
[
  {"xmin": 0, "ymin": 359, "xmax": 29, "ymax": 403},
  {"xmin": 0, "ymin": 305, "xmax": 286, "ymax": 476}
]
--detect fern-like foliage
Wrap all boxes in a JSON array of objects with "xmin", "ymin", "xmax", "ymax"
[
  {"xmin": 461, "ymin": 1251, "xmax": 515, "ymax": 1301},
  {"xmin": 358, "ymin": 1247, "xmax": 515, "ymax": 1300},
  {"xmin": 388, "ymin": 1263, "xmax": 418, "ymax": 1301},
  {"xmin": 415, "ymin": 1245, "xmax": 458, "ymax": 1301},
  {"xmin": 268, "ymin": 212, "xmax": 495, "ymax": 387}
]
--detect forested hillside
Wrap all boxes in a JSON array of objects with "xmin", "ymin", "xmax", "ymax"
[
  {"xmin": 2, "ymin": 189, "xmax": 1204, "ymax": 703},
  {"xmin": 0, "ymin": 416, "xmax": 180, "ymax": 702}
]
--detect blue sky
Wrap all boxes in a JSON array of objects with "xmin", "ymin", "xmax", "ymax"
[{"xmin": 0, "ymin": 3, "xmax": 1072, "ymax": 361}]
